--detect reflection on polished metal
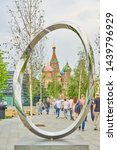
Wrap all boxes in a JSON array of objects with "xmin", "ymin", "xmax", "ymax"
[{"xmin": 13, "ymin": 22, "xmax": 95, "ymax": 140}]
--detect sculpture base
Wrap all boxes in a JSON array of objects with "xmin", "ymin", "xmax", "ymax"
[{"xmin": 15, "ymin": 135, "xmax": 89, "ymax": 150}]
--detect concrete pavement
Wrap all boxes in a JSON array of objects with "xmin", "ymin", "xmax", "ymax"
[{"xmin": 0, "ymin": 110, "xmax": 99, "ymax": 150}]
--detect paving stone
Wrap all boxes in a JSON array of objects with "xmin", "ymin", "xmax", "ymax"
[{"xmin": 0, "ymin": 112, "xmax": 99, "ymax": 150}]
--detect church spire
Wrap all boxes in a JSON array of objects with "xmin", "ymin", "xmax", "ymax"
[
  {"xmin": 52, "ymin": 43, "xmax": 56, "ymax": 52},
  {"xmin": 50, "ymin": 44, "xmax": 60, "ymax": 76},
  {"xmin": 51, "ymin": 43, "xmax": 58, "ymax": 62}
]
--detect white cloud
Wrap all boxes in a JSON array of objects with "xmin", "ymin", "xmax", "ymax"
[
  {"xmin": 0, "ymin": 0, "xmax": 100, "ymax": 71},
  {"xmin": 42, "ymin": 0, "xmax": 99, "ymax": 70},
  {"xmin": 43, "ymin": 0, "xmax": 99, "ymax": 40}
]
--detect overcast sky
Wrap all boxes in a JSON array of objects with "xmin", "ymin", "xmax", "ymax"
[{"xmin": 0, "ymin": 0, "xmax": 99, "ymax": 71}]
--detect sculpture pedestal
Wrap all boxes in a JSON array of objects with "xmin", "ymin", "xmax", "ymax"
[{"xmin": 15, "ymin": 135, "xmax": 89, "ymax": 150}]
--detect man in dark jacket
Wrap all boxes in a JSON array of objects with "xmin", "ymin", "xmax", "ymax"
[{"xmin": 93, "ymin": 93, "xmax": 100, "ymax": 130}]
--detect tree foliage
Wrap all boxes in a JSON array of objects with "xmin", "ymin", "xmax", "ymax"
[
  {"xmin": 23, "ymin": 75, "xmax": 47, "ymax": 101},
  {"xmin": 94, "ymin": 27, "xmax": 100, "ymax": 77},
  {"xmin": 0, "ymin": 51, "xmax": 8, "ymax": 98},
  {"xmin": 8, "ymin": 0, "xmax": 45, "ymax": 73},
  {"xmin": 7, "ymin": 0, "xmax": 46, "ymax": 108},
  {"xmin": 47, "ymin": 79, "xmax": 62, "ymax": 98},
  {"xmin": 67, "ymin": 76, "xmax": 78, "ymax": 98},
  {"xmin": 67, "ymin": 57, "xmax": 89, "ymax": 99}
]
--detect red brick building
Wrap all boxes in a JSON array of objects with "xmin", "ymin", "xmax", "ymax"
[{"xmin": 42, "ymin": 45, "xmax": 71, "ymax": 89}]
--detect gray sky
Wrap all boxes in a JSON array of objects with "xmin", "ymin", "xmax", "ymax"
[{"xmin": 0, "ymin": 0, "xmax": 99, "ymax": 71}]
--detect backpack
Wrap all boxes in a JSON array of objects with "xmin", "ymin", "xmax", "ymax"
[{"xmin": 75, "ymin": 101, "xmax": 81, "ymax": 113}]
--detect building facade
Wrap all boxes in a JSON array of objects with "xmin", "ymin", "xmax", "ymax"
[{"xmin": 42, "ymin": 45, "xmax": 72, "ymax": 92}]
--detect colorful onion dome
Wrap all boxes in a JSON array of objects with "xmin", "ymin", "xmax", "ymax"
[
  {"xmin": 60, "ymin": 70, "xmax": 64, "ymax": 75},
  {"xmin": 62, "ymin": 62, "xmax": 72, "ymax": 72},
  {"xmin": 43, "ymin": 65, "xmax": 53, "ymax": 72}
]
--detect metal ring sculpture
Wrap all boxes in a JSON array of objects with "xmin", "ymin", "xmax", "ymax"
[{"xmin": 13, "ymin": 22, "xmax": 95, "ymax": 140}]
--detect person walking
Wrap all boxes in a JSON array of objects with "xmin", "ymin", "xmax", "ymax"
[
  {"xmin": 79, "ymin": 94, "xmax": 86, "ymax": 131},
  {"xmin": 69, "ymin": 97, "xmax": 74, "ymax": 120},
  {"xmin": 62, "ymin": 98, "xmax": 69, "ymax": 119},
  {"xmin": 93, "ymin": 92, "xmax": 100, "ymax": 130},
  {"xmin": 90, "ymin": 98, "xmax": 95, "ymax": 121},
  {"xmin": 36, "ymin": 100, "xmax": 44, "ymax": 115},
  {"xmin": 75, "ymin": 94, "xmax": 86, "ymax": 131},
  {"xmin": 55, "ymin": 98, "xmax": 62, "ymax": 118},
  {"xmin": 52, "ymin": 99, "xmax": 56, "ymax": 115},
  {"xmin": 45, "ymin": 98, "xmax": 50, "ymax": 115},
  {"xmin": 72, "ymin": 97, "xmax": 79, "ymax": 120}
]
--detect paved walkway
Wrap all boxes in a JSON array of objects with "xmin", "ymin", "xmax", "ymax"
[{"xmin": 0, "ymin": 110, "xmax": 99, "ymax": 150}]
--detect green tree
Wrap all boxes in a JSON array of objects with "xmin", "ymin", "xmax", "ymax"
[
  {"xmin": 67, "ymin": 57, "xmax": 89, "ymax": 99},
  {"xmin": 24, "ymin": 75, "xmax": 47, "ymax": 101},
  {"xmin": 47, "ymin": 79, "xmax": 62, "ymax": 98},
  {"xmin": 8, "ymin": 0, "xmax": 45, "ymax": 71},
  {"xmin": 67, "ymin": 76, "xmax": 78, "ymax": 98},
  {"xmin": 0, "ymin": 50, "xmax": 8, "ymax": 98},
  {"xmin": 74, "ymin": 58, "xmax": 89, "ymax": 98},
  {"xmin": 8, "ymin": 0, "xmax": 45, "ymax": 116}
]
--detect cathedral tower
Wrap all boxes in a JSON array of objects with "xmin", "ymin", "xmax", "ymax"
[{"xmin": 50, "ymin": 44, "xmax": 60, "ymax": 77}]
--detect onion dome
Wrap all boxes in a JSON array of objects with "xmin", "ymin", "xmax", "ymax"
[
  {"xmin": 43, "ymin": 65, "xmax": 53, "ymax": 72},
  {"xmin": 60, "ymin": 70, "xmax": 64, "ymax": 75},
  {"xmin": 62, "ymin": 62, "xmax": 71, "ymax": 72}
]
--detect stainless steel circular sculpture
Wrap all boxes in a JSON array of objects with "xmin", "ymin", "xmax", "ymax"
[{"xmin": 13, "ymin": 22, "xmax": 95, "ymax": 140}]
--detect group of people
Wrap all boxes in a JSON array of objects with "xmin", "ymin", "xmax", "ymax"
[
  {"xmin": 36, "ymin": 92, "xmax": 100, "ymax": 131},
  {"xmin": 36, "ymin": 97, "xmax": 50, "ymax": 115},
  {"xmin": 53, "ymin": 94, "xmax": 86, "ymax": 131}
]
